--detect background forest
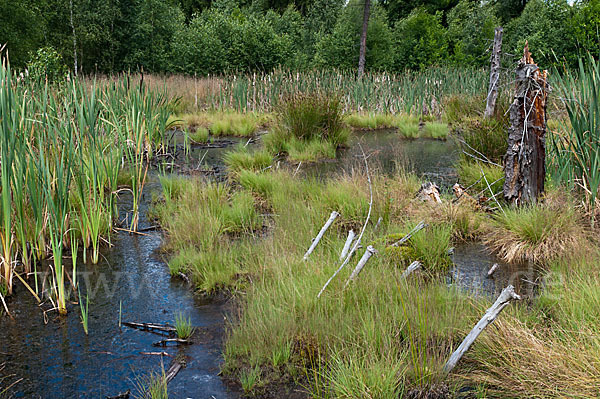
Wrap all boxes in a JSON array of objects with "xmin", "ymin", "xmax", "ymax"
[{"xmin": 2, "ymin": 0, "xmax": 599, "ymax": 76}]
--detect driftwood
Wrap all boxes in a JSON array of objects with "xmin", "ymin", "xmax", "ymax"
[
  {"xmin": 303, "ymin": 211, "xmax": 340, "ymax": 261},
  {"xmin": 503, "ymin": 43, "xmax": 549, "ymax": 205},
  {"xmin": 123, "ymin": 322, "xmax": 176, "ymax": 335},
  {"xmin": 317, "ymin": 144, "xmax": 373, "ymax": 298},
  {"xmin": 485, "ymin": 27, "xmax": 504, "ymax": 118},
  {"xmin": 165, "ymin": 358, "xmax": 185, "ymax": 383},
  {"xmin": 106, "ymin": 390, "xmax": 130, "ymax": 399},
  {"xmin": 417, "ymin": 182, "xmax": 441, "ymax": 203},
  {"xmin": 401, "ymin": 261, "xmax": 422, "ymax": 279},
  {"xmin": 340, "ymin": 230, "xmax": 356, "ymax": 261},
  {"xmin": 487, "ymin": 263, "xmax": 500, "ymax": 278},
  {"xmin": 153, "ymin": 338, "xmax": 191, "ymax": 347},
  {"xmin": 389, "ymin": 221, "xmax": 426, "ymax": 248},
  {"xmin": 344, "ymin": 245, "xmax": 378, "ymax": 287},
  {"xmin": 443, "ymin": 285, "xmax": 521, "ymax": 374},
  {"xmin": 140, "ymin": 351, "xmax": 173, "ymax": 357}
]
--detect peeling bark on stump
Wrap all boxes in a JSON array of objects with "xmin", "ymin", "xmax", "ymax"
[{"xmin": 503, "ymin": 43, "xmax": 548, "ymax": 205}]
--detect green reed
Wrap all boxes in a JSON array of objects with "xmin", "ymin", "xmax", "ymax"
[
  {"xmin": 552, "ymin": 56, "xmax": 600, "ymax": 216},
  {"xmin": 0, "ymin": 54, "xmax": 172, "ymax": 313},
  {"xmin": 205, "ymin": 67, "xmax": 488, "ymax": 114}
]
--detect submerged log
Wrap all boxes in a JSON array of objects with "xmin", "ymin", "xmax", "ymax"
[
  {"xmin": 443, "ymin": 285, "xmax": 520, "ymax": 374},
  {"xmin": 503, "ymin": 43, "xmax": 549, "ymax": 205},
  {"xmin": 303, "ymin": 211, "xmax": 340, "ymax": 261},
  {"xmin": 165, "ymin": 358, "xmax": 186, "ymax": 383},
  {"xmin": 122, "ymin": 322, "xmax": 176, "ymax": 335},
  {"xmin": 152, "ymin": 338, "xmax": 191, "ymax": 347},
  {"xmin": 417, "ymin": 182, "xmax": 442, "ymax": 203},
  {"xmin": 485, "ymin": 27, "xmax": 504, "ymax": 118},
  {"xmin": 106, "ymin": 390, "xmax": 130, "ymax": 399},
  {"xmin": 487, "ymin": 263, "xmax": 500, "ymax": 278}
]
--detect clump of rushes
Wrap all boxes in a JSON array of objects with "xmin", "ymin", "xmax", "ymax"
[
  {"xmin": 239, "ymin": 365, "xmax": 262, "ymax": 394},
  {"xmin": 135, "ymin": 369, "xmax": 169, "ymax": 399},
  {"xmin": 223, "ymin": 145, "xmax": 272, "ymax": 173},
  {"xmin": 264, "ymin": 92, "xmax": 349, "ymax": 161},
  {"xmin": 397, "ymin": 119, "xmax": 420, "ymax": 138},
  {"xmin": 422, "ymin": 122, "xmax": 449, "ymax": 139},
  {"xmin": 345, "ymin": 113, "xmax": 396, "ymax": 129},
  {"xmin": 190, "ymin": 126, "xmax": 209, "ymax": 143},
  {"xmin": 483, "ymin": 191, "xmax": 592, "ymax": 263},
  {"xmin": 174, "ymin": 312, "xmax": 195, "ymax": 339}
]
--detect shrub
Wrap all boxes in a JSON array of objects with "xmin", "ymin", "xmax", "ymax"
[{"xmin": 26, "ymin": 47, "xmax": 67, "ymax": 83}]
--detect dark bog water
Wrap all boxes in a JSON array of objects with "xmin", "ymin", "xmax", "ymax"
[
  {"xmin": 0, "ymin": 177, "xmax": 239, "ymax": 398},
  {"xmin": 450, "ymin": 243, "xmax": 540, "ymax": 299},
  {"xmin": 302, "ymin": 130, "xmax": 459, "ymax": 189}
]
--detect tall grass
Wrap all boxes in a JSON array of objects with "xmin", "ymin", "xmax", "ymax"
[
  {"xmin": 0, "ymin": 55, "xmax": 172, "ymax": 312},
  {"xmin": 552, "ymin": 56, "xmax": 600, "ymax": 214},
  {"xmin": 264, "ymin": 93, "xmax": 349, "ymax": 161}
]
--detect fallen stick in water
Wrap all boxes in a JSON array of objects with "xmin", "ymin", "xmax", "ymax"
[
  {"xmin": 165, "ymin": 358, "xmax": 186, "ymax": 383},
  {"xmin": 123, "ymin": 322, "xmax": 176, "ymax": 334},
  {"xmin": 443, "ymin": 285, "xmax": 520, "ymax": 375},
  {"xmin": 401, "ymin": 261, "xmax": 422, "ymax": 279},
  {"xmin": 487, "ymin": 263, "xmax": 499, "ymax": 278},
  {"xmin": 140, "ymin": 351, "xmax": 173, "ymax": 357},
  {"xmin": 106, "ymin": 389, "xmax": 130, "ymax": 399},
  {"xmin": 303, "ymin": 211, "xmax": 340, "ymax": 261},
  {"xmin": 344, "ymin": 246, "xmax": 378, "ymax": 288},
  {"xmin": 340, "ymin": 230, "xmax": 356, "ymax": 261},
  {"xmin": 389, "ymin": 221, "xmax": 426, "ymax": 248},
  {"xmin": 153, "ymin": 338, "xmax": 191, "ymax": 347}
]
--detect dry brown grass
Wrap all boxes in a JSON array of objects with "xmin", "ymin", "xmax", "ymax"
[
  {"xmin": 482, "ymin": 191, "xmax": 593, "ymax": 264},
  {"xmin": 460, "ymin": 317, "xmax": 600, "ymax": 398}
]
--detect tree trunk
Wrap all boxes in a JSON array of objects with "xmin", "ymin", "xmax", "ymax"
[
  {"xmin": 357, "ymin": 0, "xmax": 371, "ymax": 78},
  {"xmin": 70, "ymin": 0, "xmax": 77, "ymax": 75},
  {"xmin": 484, "ymin": 27, "xmax": 503, "ymax": 118},
  {"xmin": 503, "ymin": 43, "xmax": 548, "ymax": 205}
]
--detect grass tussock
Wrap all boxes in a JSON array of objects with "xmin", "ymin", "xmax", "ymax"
[
  {"xmin": 223, "ymin": 145, "xmax": 272, "ymax": 174},
  {"xmin": 264, "ymin": 93, "xmax": 349, "ymax": 161},
  {"xmin": 153, "ymin": 176, "xmax": 261, "ymax": 292},
  {"xmin": 483, "ymin": 191, "xmax": 592, "ymax": 264},
  {"xmin": 422, "ymin": 122, "xmax": 449, "ymax": 139}
]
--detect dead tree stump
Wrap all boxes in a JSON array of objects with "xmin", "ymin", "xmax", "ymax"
[
  {"xmin": 503, "ymin": 43, "xmax": 549, "ymax": 205},
  {"xmin": 485, "ymin": 27, "xmax": 503, "ymax": 118}
]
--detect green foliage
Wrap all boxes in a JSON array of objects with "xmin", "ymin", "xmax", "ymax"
[
  {"xmin": 26, "ymin": 47, "xmax": 67, "ymax": 83},
  {"xmin": 505, "ymin": 0, "xmax": 577, "ymax": 69},
  {"xmin": 447, "ymin": 0, "xmax": 500, "ymax": 66},
  {"xmin": 313, "ymin": 0, "xmax": 394, "ymax": 71},
  {"xmin": 393, "ymin": 8, "xmax": 448, "ymax": 71}
]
